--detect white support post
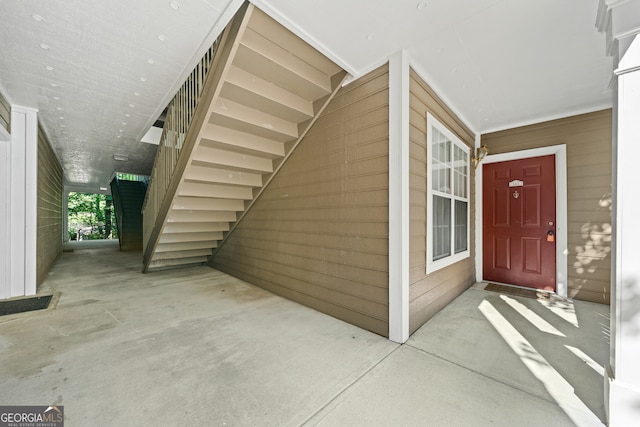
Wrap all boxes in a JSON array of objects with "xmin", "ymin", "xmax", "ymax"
[
  {"xmin": 0, "ymin": 126, "xmax": 10, "ymax": 299},
  {"xmin": 388, "ymin": 50, "xmax": 410, "ymax": 343},
  {"xmin": 8, "ymin": 106, "xmax": 38, "ymax": 298},
  {"xmin": 474, "ymin": 134, "xmax": 483, "ymax": 284},
  {"xmin": 609, "ymin": 33, "xmax": 640, "ymax": 426}
]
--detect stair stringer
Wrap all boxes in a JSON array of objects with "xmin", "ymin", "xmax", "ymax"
[
  {"xmin": 210, "ymin": 71, "xmax": 347, "ymax": 258},
  {"xmin": 143, "ymin": 2, "xmax": 252, "ymax": 272},
  {"xmin": 143, "ymin": 3, "xmax": 348, "ymax": 272}
]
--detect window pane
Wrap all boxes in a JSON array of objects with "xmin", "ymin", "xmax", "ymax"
[
  {"xmin": 454, "ymin": 200, "xmax": 468, "ymax": 253},
  {"xmin": 432, "ymin": 162, "xmax": 450, "ymax": 193},
  {"xmin": 433, "ymin": 195, "xmax": 451, "ymax": 260},
  {"xmin": 426, "ymin": 115, "xmax": 470, "ymax": 271},
  {"xmin": 453, "ymin": 145, "xmax": 468, "ymax": 198},
  {"xmin": 432, "ymin": 128, "xmax": 449, "ymax": 162},
  {"xmin": 431, "ymin": 158, "xmax": 440, "ymax": 191},
  {"xmin": 433, "ymin": 128, "xmax": 451, "ymax": 163},
  {"xmin": 431, "ymin": 127, "xmax": 451, "ymax": 193}
]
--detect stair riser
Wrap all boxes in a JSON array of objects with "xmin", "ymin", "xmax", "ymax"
[{"xmin": 143, "ymin": 4, "xmax": 344, "ymax": 273}]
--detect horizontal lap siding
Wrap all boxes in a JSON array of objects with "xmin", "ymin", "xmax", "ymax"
[
  {"xmin": 210, "ymin": 65, "xmax": 390, "ymax": 336},
  {"xmin": 481, "ymin": 109, "xmax": 612, "ymax": 304},
  {"xmin": 37, "ymin": 125, "xmax": 63, "ymax": 286},
  {"xmin": 408, "ymin": 69, "xmax": 476, "ymax": 334}
]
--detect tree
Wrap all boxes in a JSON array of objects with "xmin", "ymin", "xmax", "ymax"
[{"xmin": 67, "ymin": 192, "xmax": 117, "ymax": 240}]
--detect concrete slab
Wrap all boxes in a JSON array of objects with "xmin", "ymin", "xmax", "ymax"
[
  {"xmin": 1, "ymin": 245, "xmax": 608, "ymax": 426},
  {"xmin": 1, "ymin": 246, "xmax": 397, "ymax": 426},
  {"xmin": 62, "ymin": 239, "xmax": 119, "ymax": 251},
  {"xmin": 306, "ymin": 345, "xmax": 579, "ymax": 427},
  {"xmin": 407, "ymin": 287, "xmax": 609, "ymax": 425}
]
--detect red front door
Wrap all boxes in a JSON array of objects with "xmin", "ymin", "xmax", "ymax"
[{"xmin": 482, "ymin": 155, "xmax": 556, "ymax": 291}]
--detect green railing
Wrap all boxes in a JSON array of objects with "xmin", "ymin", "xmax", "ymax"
[{"xmin": 115, "ymin": 172, "xmax": 149, "ymax": 184}]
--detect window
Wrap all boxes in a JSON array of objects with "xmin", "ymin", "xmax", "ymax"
[{"xmin": 426, "ymin": 113, "xmax": 470, "ymax": 272}]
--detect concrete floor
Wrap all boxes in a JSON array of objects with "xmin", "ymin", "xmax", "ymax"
[{"xmin": 0, "ymin": 241, "xmax": 609, "ymax": 426}]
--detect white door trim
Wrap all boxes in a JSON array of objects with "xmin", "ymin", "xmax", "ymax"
[{"xmin": 474, "ymin": 144, "xmax": 568, "ymax": 298}]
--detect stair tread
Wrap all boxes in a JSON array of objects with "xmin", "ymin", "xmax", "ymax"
[
  {"xmin": 223, "ymin": 65, "xmax": 314, "ymax": 122},
  {"xmin": 143, "ymin": 2, "xmax": 344, "ymax": 273},
  {"xmin": 236, "ymin": 28, "xmax": 331, "ymax": 99},
  {"xmin": 211, "ymin": 97, "xmax": 299, "ymax": 142},
  {"xmin": 247, "ymin": 8, "xmax": 342, "ymax": 76},
  {"xmin": 192, "ymin": 143, "xmax": 274, "ymax": 173},
  {"xmin": 201, "ymin": 124, "xmax": 285, "ymax": 158}
]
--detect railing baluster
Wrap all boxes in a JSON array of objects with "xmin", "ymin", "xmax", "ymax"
[{"xmin": 142, "ymin": 37, "xmax": 220, "ymax": 256}]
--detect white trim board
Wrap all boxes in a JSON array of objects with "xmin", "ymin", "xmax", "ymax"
[
  {"xmin": 0, "ymin": 124, "xmax": 9, "ymax": 141},
  {"xmin": 474, "ymin": 144, "xmax": 568, "ymax": 298},
  {"xmin": 480, "ymin": 105, "xmax": 613, "ymax": 135},
  {"xmin": 425, "ymin": 112, "xmax": 471, "ymax": 274},
  {"xmin": 388, "ymin": 50, "xmax": 410, "ymax": 343},
  {"xmin": 9, "ymin": 106, "xmax": 39, "ymax": 298},
  {"xmin": 250, "ymin": 0, "xmax": 359, "ymax": 77},
  {"xmin": 0, "ymin": 119, "xmax": 9, "ymax": 296},
  {"xmin": 0, "ymin": 138, "xmax": 9, "ymax": 298},
  {"xmin": 408, "ymin": 60, "xmax": 478, "ymax": 136}
]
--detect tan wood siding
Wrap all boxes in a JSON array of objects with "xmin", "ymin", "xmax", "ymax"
[
  {"xmin": 481, "ymin": 109, "xmax": 612, "ymax": 304},
  {"xmin": 210, "ymin": 65, "xmax": 390, "ymax": 336},
  {"xmin": 0, "ymin": 92, "xmax": 10, "ymax": 134},
  {"xmin": 37, "ymin": 125, "xmax": 63, "ymax": 286},
  {"xmin": 408, "ymin": 68, "xmax": 476, "ymax": 334}
]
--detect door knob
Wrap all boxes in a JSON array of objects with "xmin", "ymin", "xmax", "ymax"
[{"xmin": 547, "ymin": 230, "xmax": 555, "ymax": 242}]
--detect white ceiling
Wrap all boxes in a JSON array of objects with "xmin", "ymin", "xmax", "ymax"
[{"xmin": 0, "ymin": 0, "xmax": 613, "ymax": 192}]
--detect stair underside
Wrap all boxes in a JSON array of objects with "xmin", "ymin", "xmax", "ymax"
[
  {"xmin": 145, "ymin": 4, "xmax": 346, "ymax": 271},
  {"xmin": 114, "ymin": 180, "xmax": 146, "ymax": 252}
]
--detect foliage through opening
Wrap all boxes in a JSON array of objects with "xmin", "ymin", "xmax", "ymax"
[{"xmin": 67, "ymin": 192, "xmax": 118, "ymax": 241}]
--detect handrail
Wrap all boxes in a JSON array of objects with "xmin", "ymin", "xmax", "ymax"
[
  {"xmin": 141, "ymin": 2, "xmax": 250, "ymax": 270},
  {"xmin": 141, "ymin": 38, "xmax": 220, "ymax": 254}
]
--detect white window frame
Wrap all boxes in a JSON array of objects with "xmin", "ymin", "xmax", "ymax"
[{"xmin": 426, "ymin": 113, "xmax": 470, "ymax": 273}]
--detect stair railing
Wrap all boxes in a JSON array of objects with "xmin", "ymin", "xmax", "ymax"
[{"xmin": 142, "ymin": 39, "xmax": 220, "ymax": 254}]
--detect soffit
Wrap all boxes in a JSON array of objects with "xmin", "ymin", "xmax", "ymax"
[
  {"xmin": 0, "ymin": 0, "xmax": 241, "ymax": 190},
  {"xmin": 259, "ymin": 0, "xmax": 614, "ymax": 133},
  {"xmin": 0, "ymin": 0, "xmax": 614, "ymax": 192}
]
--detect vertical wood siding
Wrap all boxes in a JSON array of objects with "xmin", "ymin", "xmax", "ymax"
[
  {"xmin": 482, "ymin": 110, "xmax": 612, "ymax": 304},
  {"xmin": 210, "ymin": 65, "xmax": 390, "ymax": 336},
  {"xmin": 408, "ymin": 68, "xmax": 476, "ymax": 334},
  {"xmin": 0, "ymin": 92, "xmax": 10, "ymax": 134},
  {"xmin": 37, "ymin": 125, "xmax": 63, "ymax": 285}
]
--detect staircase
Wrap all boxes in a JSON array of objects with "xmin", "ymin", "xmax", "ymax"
[
  {"xmin": 110, "ymin": 177, "xmax": 147, "ymax": 251},
  {"xmin": 142, "ymin": 3, "xmax": 347, "ymax": 272}
]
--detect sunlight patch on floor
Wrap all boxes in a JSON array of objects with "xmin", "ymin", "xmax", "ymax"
[
  {"xmin": 500, "ymin": 295, "xmax": 566, "ymax": 337},
  {"xmin": 565, "ymin": 345, "xmax": 605, "ymax": 377},
  {"xmin": 479, "ymin": 300, "xmax": 603, "ymax": 426},
  {"xmin": 538, "ymin": 297, "xmax": 579, "ymax": 328}
]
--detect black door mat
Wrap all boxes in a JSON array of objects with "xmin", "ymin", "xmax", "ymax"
[
  {"xmin": 0, "ymin": 294, "xmax": 53, "ymax": 316},
  {"xmin": 484, "ymin": 283, "xmax": 551, "ymax": 300}
]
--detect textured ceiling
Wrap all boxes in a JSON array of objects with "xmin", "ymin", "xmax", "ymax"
[
  {"xmin": 0, "ymin": 0, "xmax": 242, "ymax": 191},
  {"xmin": 260, "ymin": 0, "xmax": 613, "ymax": 132},
  {"xmin": 0, "ymin": 0, "xmax": 613, "ymax": 193}
]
